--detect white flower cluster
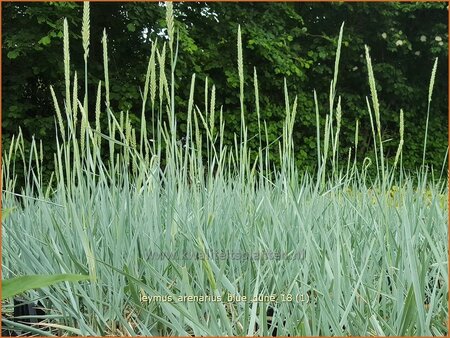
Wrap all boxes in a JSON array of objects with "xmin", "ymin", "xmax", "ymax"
[{"xmin": 435, "ymin": 36, "xmax": 444, "ymax": 46}]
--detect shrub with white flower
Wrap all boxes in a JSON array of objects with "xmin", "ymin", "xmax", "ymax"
[
  {"xmin": 381, "ymin": 32, "xmax": 387, "ymax": 39},
  {"xmin": 395, "ymin": 40, "xmax": 403, "ymax": 46},
  {"xmin": 435, "ymin": 36, "xmax": 442, "ymax": 42},
  {"xmin": 420, "ymin": 35, "xmax": 427, "ymax": 42}
]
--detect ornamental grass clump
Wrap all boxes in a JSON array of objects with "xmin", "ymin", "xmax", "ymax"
[{"xmin": 2, "ymin": 3, "xmax": 447, "ymax": 336}]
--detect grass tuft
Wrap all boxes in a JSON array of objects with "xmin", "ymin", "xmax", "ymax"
[{"xmin": 2, "ymin": 7, "xmax": 447, "ymax": 337}]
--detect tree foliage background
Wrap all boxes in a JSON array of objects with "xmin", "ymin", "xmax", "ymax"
[{"xmin": 2, "ymin": 2, "xmax": 448, "ymax": 183}]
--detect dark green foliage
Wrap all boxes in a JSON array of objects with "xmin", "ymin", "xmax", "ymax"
[{"xmin": 2, "ymin": 2, "xmax": 448, "ymax": 186}]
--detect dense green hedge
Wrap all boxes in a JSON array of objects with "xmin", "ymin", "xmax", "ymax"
[{"xmin": 3, "ymin": 2, "xmax": 448, "ymax": 185}]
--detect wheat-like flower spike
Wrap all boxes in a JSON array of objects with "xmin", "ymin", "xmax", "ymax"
[
  {"xmin": 102, "ymin": 29, "xmax": 110, "ymax": 108},
  {"xmin": 332, "ymin": 22, "xmax": 344, "ymax": 99},
  {"xmin": 253, "ymin": 67, "xmax": 260, "ymax": 127},
  {"xmin": 365, "ymin": 45, "xmax": 384, "ymax": 182},
  {"xmin": 394, "ymin": 109, "xmax": 404, "ymax": 169},
  {"xmin": 63, "ymin": 18, "xmax": 72, "ymax": 119},
  {"xmin": 165, "ymin": 2, "xmax": 174, "ymax": 51},
  {"xmin": 210, "ymin": 84, "xmax": 216, "ymax": 136},
  {"xmin": 150, "ymin": 40, "xmax": 157, "ymax": 108},
  {"xmin": 95, "ymin": 81, "xmax": 102, "ymax": 147},
  {"xmin": 428, "ymin": 58, "xmax": 438, "ymax": 103},
  {"xmin": 82, "ymin": 2, "xmax": 90, "ymax": 59},
  {"xmin": 237, "ymin": 25, "xmax": 244, "ymax": 112},
  {"xmin": 72, "ymin": 71, "xmax": 78, "ymax": 129},
  {"xmin": 336, "ymin": 96, "xmax": 342, "ymax": 132},
  {"xmin": 50, "ymin": 86, "xmax": 66, "ymax": 141},
  {"xmin": 80, "ymin": 99, "xmax": 87, "ymax": 154},
  {"xmin": 364, "ymin": 45, "xmax": 380, "ymax": 130}
]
